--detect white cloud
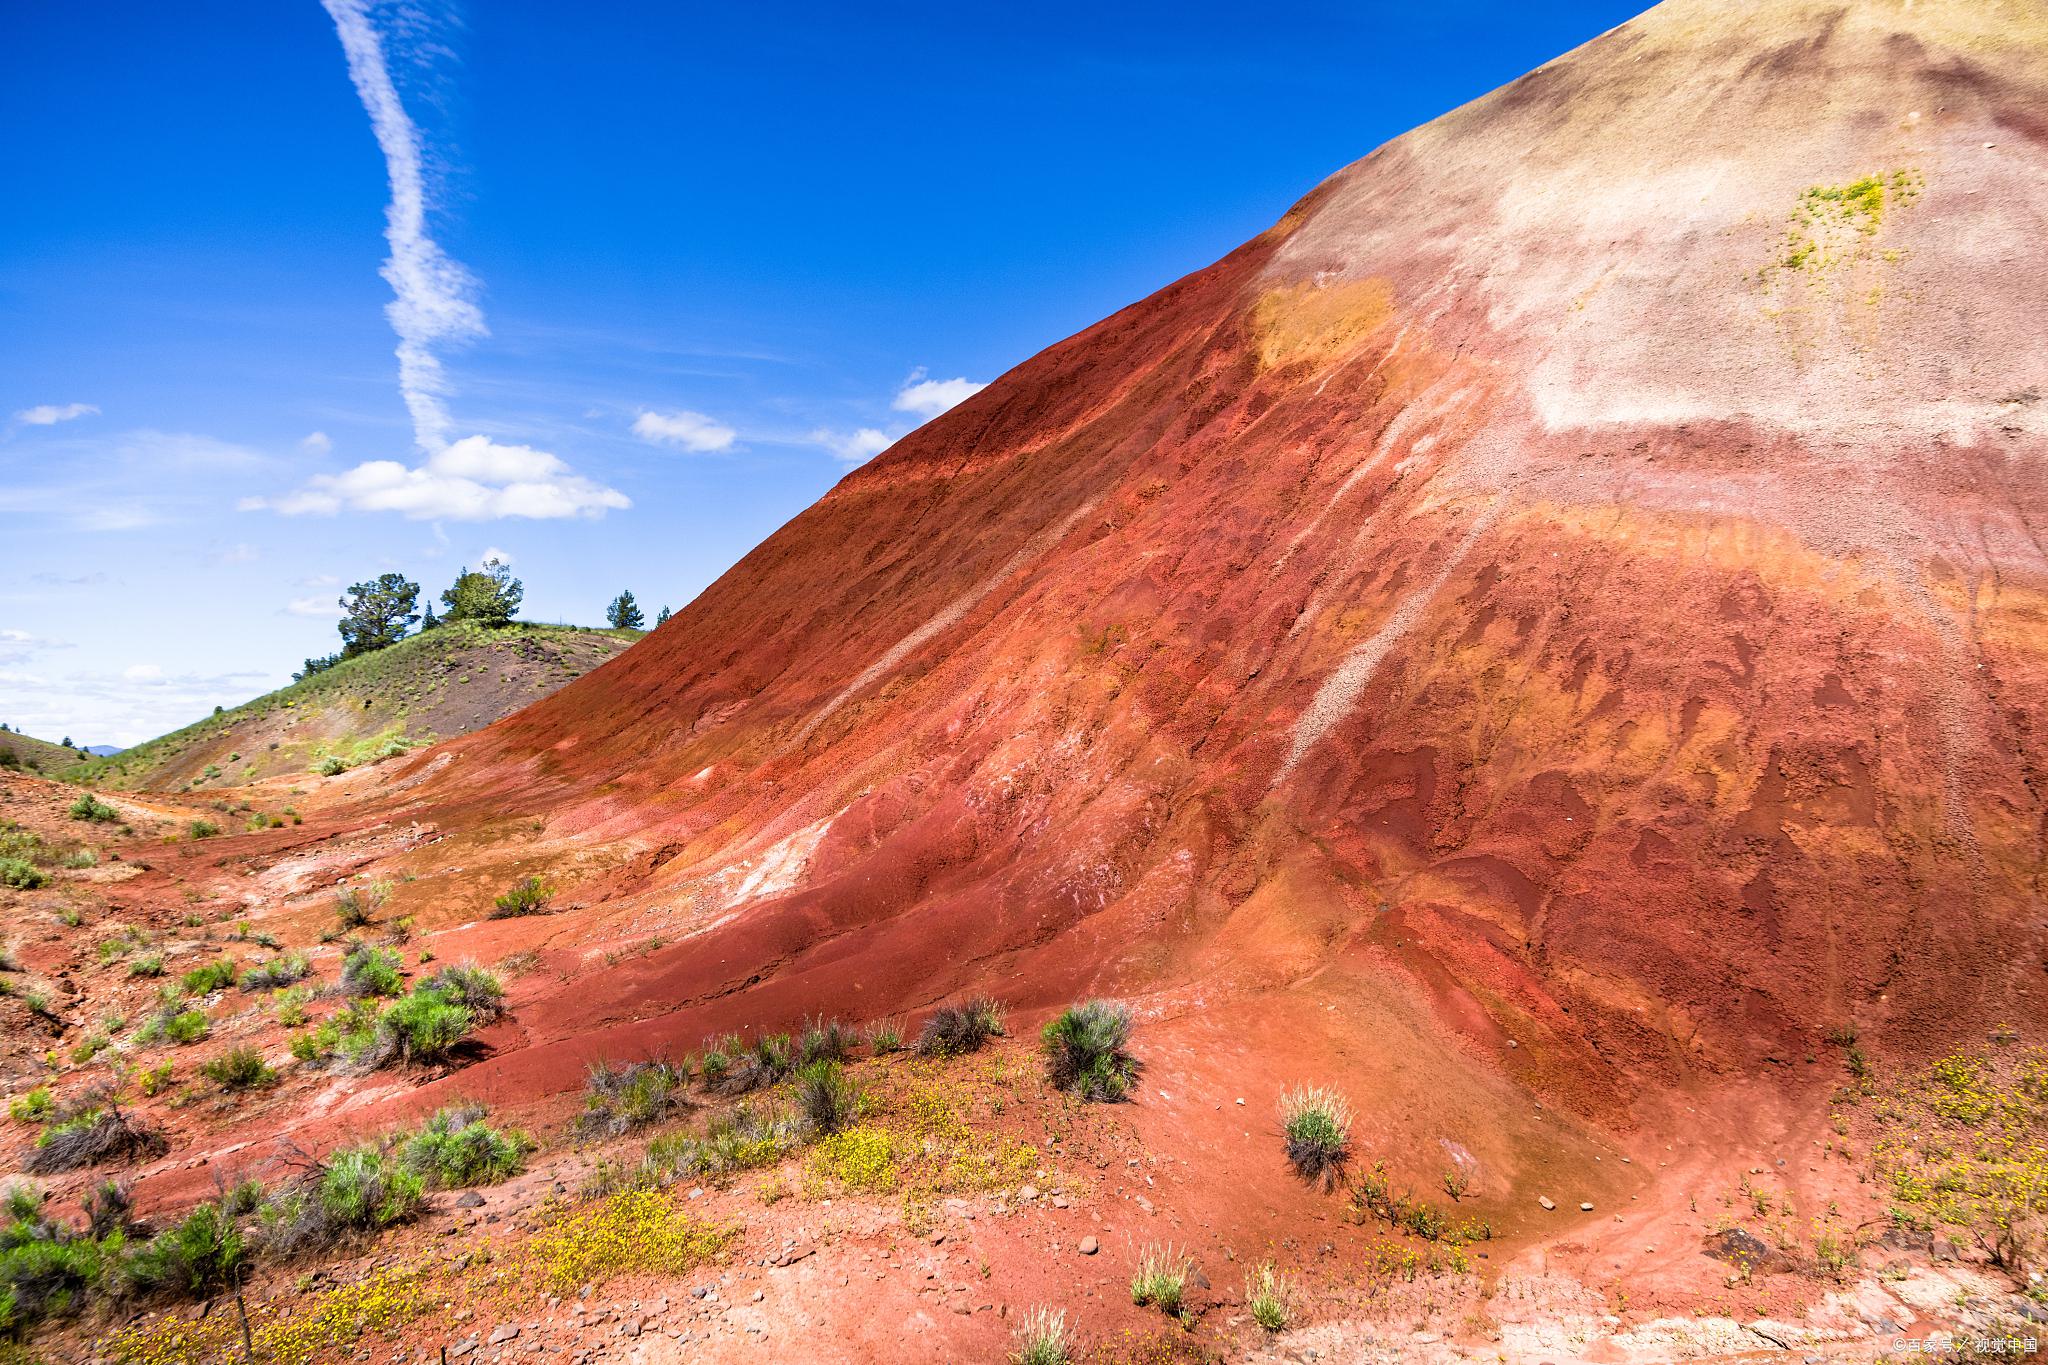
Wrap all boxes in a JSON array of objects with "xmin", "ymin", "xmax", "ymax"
[
  {"xmin": 632, "ymin": 409, "xmax": 737, "ymax": 453},
  {"xmin": 321, "ymin": 0, "xmax": 487, "ymax": 453},
  {"xmin": 299, "ymin": 573, "xmax": 341, "ymax": 588},
  {"xmin": 477, "ymin": 545, "xmax": 512, "ymax": 566},
  {"xmin": 2, "ymin": 664, "xmax": 282, "ymax": 748},
  {"xmin": 122, "ymin": 663, "xmax": 163, "ymax": 682},
  {"xmin": 245, "ymin": 434, "xmax": 628, "ymax": 521},
  {"xmin": 810, "ymin": 427, "xmax": 894, "ymax": 464},
  {"xmin": 13, "ymin": 402, "xmax": 99, "ymax": 427},
  {"xmin": 302, "ymin": 430, "xmax": 333, "ymax": 454},
  {"xmin": 0, "ymin": 630, "xmax": 74, "ymax": 666},
  {"xmin": 285, "ymin": 595, "xmax": 343, "ymax": 618},
  {"xmin": 892, "ymin": 368, "xmax": 986, "ymax": 421}
]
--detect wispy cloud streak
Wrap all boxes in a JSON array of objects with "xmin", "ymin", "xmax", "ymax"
[{"xmin": 320, "ymin": 0, "xmax": 486, "ymax": 453}]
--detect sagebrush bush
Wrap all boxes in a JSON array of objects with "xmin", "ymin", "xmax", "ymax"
[
  {"xmin": 396, "ymin": 1106, "xmax": 532, "ymax": 1187},
  {"xmin": 240, "ymin": 952, "xmax": 311, "ymax": 992},
  {"xmin": 421, "ymin": 962, "xmax": 504, "ymax": 1022},
  {"xmin": 579, "ymin": 1060, "xmax": 686, "ymax": 1137},
  {"xmin": 186, "ymin": 820, "xmax": 220, "ymax": 841},
  {"xmin": 201, "ymin": 1045, "xmax": 278, "ymax": 1092},
  {"xmin": 490, "ymin": 875, "xmax": 555, "ymax": 919},
  {"xmin": 26, "ymin": 1104, "xmax": 168, "ymax": 1174},
  {"xmin": 865, "ymin": 1018, "xmax": 905, "ymax": 1054},
  {"xmin": 0, "ymin": 857, "xmax": 47, "ymax": 890},
  {"xmin": 68, "ymin": 794, "xmax": 119, "ymax": 823},
  {"xmin": 1279, "ymin": 1085, "xmax": 1352, "ymax": 1186},
  {"xmin": 256, "ymin": 1148, "xmax": 422, "ymax": 1259},
  {"xmin": 340, "ymin": 942, "xmax": 404, "ymax": 998},
  {"xmin": 180, "ymin": 959, "xmax": 238, "ymax": 995},
  {"xmin": 1042, "ymin": 999, "xmax": 1139, "ymax": 1101},
  {"xmin": 333, "ymin": 880, "xmax": 390, "ymax": 929},
  {"xmin": 125, "ymin": 1198, "xmax": 247, "ymax": 1299},
  {"xmin": 916, "ymin": 997, "xmax": 1004, "ymax": 1057},
  {"xmin": 797, "ymin": 1017, "xmax": 856, "ymax": 1065}
]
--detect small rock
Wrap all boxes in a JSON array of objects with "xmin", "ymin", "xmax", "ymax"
[
  {"xmin": 448, "ymin": 1340, "xmax": 478, "ymax": 1360},
  {"xmin": 488, "ymin": 1325, "xmax": 520, "ymax": 1345},
  {"xmin": 457, "ymin": 1191, "xmax": 487, "ymax": 1209},
  {"xmin": 1538, "ymin": 1196, "xmax": 1556, "ymax": 1211},
  {"xmin": 1018, "ymin": 1185, "xmax": 1039, "ymax": 1201},
  {"xmin": 1580, "ymin": 1202, "xmax": 1594, "ymax": 1212},
  {"xmin": 1079, "ymin": 1237, "xmax": 1099, "ymax": 1255}
]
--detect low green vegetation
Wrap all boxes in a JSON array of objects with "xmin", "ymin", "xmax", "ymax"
[
  {"xmin": 294, "ymin": 966, "xmax": 503, "ymax": 1070},
  {"xmin": 490, "ymin": 875, "xmax": 555, "ymax": 919},
  {"xmin": 1130, "ymin": 1242, "xmax": 1192, "ymax": 1314},
  {"xmin": 915, "ymin": 997, "xmax": 1004, "ymax": 1058},
  {"xmin": 201, "ymin": 1045, "xmax": 279, "ymax": 1092},
  {"xmin": 67, "ymin": 793, "xmax": 118, "ymax": 823},
  {"xmin": 1245, "ymin": 1263, "xmax": 1291, "ymax": 1331},
  {"xmin": 333, "ymin": 880, "xmax": 390, "ymax": 929},
  {"xmin": 395, "ymin": 1106, "xmax": 533, "ymax": 1187},
  {"xmin": 1280, "ymin": 1084, "xmax": 1351, "ymax": 1186},
  {"xmin": 340, "ymin": 942, "xmax": 404, "ymax": 997},
  {"xmin": 1041, "ymin": 999, "xmax": 1139, "ymax": 1101},
  {"xmin": 1010, "ymin": 1306, "xmax": 1074, "ymax": 1365},
  {"xmin": 179, "ymin": 958, "xmax": 238, "ymax": 995}
]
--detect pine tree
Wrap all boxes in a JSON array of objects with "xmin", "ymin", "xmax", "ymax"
[
  {"xmin": 337, "ymin": 573, "xmax": 422, "ymax": 658},
  {"xmin": 655, "ymin": 605, "xmax": 672, "ymax": 627},
  {"xmin": 607, "ymin": 589, "xmax": 645, "ymax": 631},
  {"xmin": 440, "ymin": 558, "xmax": 524, "ymax": 627}
]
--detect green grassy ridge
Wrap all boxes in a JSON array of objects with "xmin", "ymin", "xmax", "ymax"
[
  {"xmin": 66, "ymin": 621, "xmax": 642, "ymax": 791},
  {"xmin": 0, "ymin": 726, "xmax": 88, "ymax": 773}
]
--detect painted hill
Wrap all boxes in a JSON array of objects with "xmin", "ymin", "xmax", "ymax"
[
  {"xmin": 371, "ymin": 0, "xmax": 2048, "ymax": 1110},
  {"xmin": 71, "ymin": 621, "xmax": 641, "ymax": 791}
]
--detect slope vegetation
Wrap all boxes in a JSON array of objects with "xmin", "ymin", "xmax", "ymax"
[
  {"xmin": 0, "ymin": 727, "xmax": 86, "ymax": 774},
  {"xmin": 72, "ymin": 621, "xmax": 640, "ymax": 791}
]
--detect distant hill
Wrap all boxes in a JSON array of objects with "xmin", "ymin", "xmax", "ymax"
[
  {"xmin": 69, "ymin": 620, "xmax": 642, "ymax": 791},
  {"xmin": 0, "ymin": 727, "xmax": 86, "ymax": 773},
  {"xmin": 83, "ymin": 744, "xmax": 123, "ymax": 757}
]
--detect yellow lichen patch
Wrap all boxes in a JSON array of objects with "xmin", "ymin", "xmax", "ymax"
[{"xmin": 1251, "ymin": 277, "xmax": 1395, "ymax": 371}]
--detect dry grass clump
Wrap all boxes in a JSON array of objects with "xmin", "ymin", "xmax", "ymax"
[
  {"xmin": 915, "ymin": 997, "xmax": 1004, "ymax": 1058},
  {"xmin": 1279, "ymin": 1085, "xmax": 1351, "ymax": 1186}
]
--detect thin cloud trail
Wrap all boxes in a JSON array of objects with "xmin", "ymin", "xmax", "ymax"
[{"xmin": 320, "ymin": 0, "xmax": 485, "ymax": 453}]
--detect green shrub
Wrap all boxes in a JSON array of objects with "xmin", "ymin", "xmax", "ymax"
[
  {"xmin": 126, "ymin": 1199, "xmax": 248, "ymax": 1298},
  {"xmin": 333, "ymin": 880, "xmax": 390, "ymax": 929},
  {"xmin": 1130, "ymin": 1243, "xmax": 1191, "ymax": 1313},
  {"xmin": 128, "ymin": 953, "xmax": 164, "ymax": 978},
  {"xmin": 272, "ymin": 985, "xmax": 311, "ymax": 1028},
  {"xmin": 165, "ymin": 1009, "xmax": 210, "ymax": 1045},
  {"xmin": 421, "ymin": 963, "xmax": 505, "ymax": 1022},
  {"xmin": 0, "ymin": 858, "xmax": 46, "ymax": 890},
  {"xmin": 578, "ymin": 1060, "xmax": 685, "ymax": 1137},
  {"xmin": 8, "ymin": 1088, "xmax": 54, "ymax": 1124},
  {"xmin": 1042, "ymin": 999, "xmax": 1139, "ymax": 1102},
  {"xmin": 792, "ymin": 1060, "xmax": 860, "ymax": 1136},
  {"xmin": 374, "ymin": 987, "xmax": 474, "ymax": 1065},
  {"xmin": 315, "ymin": 755, "xmax": 349, "ymax": 776},
  {"xmin": 201, "ymin": 1045, "xmax": 278, "ymax": 1091},
  {"xmin": 180, "ymin": 959, "xmax": 238, "ymax": 995},
  {"xmin": 489, "ymin": 875, "xmax": 555, "ymax": 919},
  {"xmin": 0, "ymin": 1185, "xmax": 116, "ymax": 1332},
  {"xmin": 240, "ymin": 952, "xmax": 311, "ymax": 992},
  {"xmin": 260, "ymin": 1148, "xmax": 422, "ymax": 1256},
  {"xmin": 138, "ymin": 1062, "xmax": 174, "ymax": 1097},
  {"xmin": 1279, "ymin": 1085, "xmax": 1351, "ymax": 1186},
  {"xmin": 797, "ymin": 1017, "xmax": 856, "ymax": 1065},
  {"xmin": 395, "ymin": 1106, "xmax": 533, "ymax": 1187},
  {"xmin": 340, "ymin": 943, "xmax": 404, "ymax": 998},
  {"xmin": 67, "ymin": 794, "xmax": 118, "ymax": 823},
  {"xmin": 915, "ymin": 996, "xmax": 1004, "ymax": 1058},
  {"xmin": 186, "ymin": 819, "xmax": 220, "ymax": 841}
]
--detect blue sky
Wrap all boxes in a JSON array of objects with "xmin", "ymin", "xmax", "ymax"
[{"xmin": 0, "ymin": 0, "xmax": 1645, "ymax": 746}]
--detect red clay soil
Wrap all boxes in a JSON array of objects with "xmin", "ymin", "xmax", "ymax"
[{"xmin": 12, "ymin": 0, "xmax": 2048, "ymax": 1358}]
